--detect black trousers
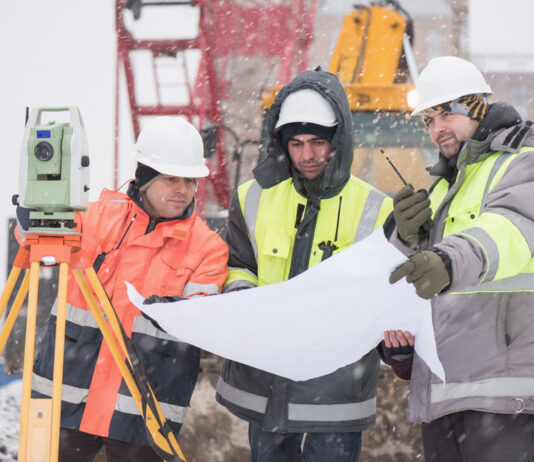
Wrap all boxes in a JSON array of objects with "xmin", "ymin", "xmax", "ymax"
[
  {"xmin": 248, "ymin": 423, "xmax": 362, "ymax": 462},
  {"xmin": 59, "ymin": 427, "xmax": 162, "ymax": 462},
  {"xmin": 421, "ymin": 410, "xmax": 534, "ymax": 462}
]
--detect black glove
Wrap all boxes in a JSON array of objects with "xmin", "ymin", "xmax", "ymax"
[
  {"xmin": 379, "ymin": 341, "xmax": 414, "ymax": 381},
  {"xmin": 143, "ymin": 295, "xmax": 184, "ymax": 304},
  {"xmin": 393, "ymin": 185, "xmax": 432, "ymax": 243},
  {"xmin": 389, "ymin": 250, "xmax": 451, "ymax": 299},
  {"xmin": 141, "ymin": 295, "xmax": 184, "ymax": 331},
  {"xmin": 386, "ymin": 343, "xmax": 414, "ymax": 356}
]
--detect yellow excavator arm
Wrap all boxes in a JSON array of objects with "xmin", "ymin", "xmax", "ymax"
[
  {"xmin": 329, "ymin": 5, "xmax": 406, "ymax": 85},
  {"xmin": 329, "ymin": 4, "xmax": 415, "ymax": 112}
]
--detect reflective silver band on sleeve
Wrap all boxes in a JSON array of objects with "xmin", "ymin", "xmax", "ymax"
[
  {"xmin": 243, "ymin": 180, "xmax": 262, "ymax": 262},
  {"xmin": 182, "ymin": 281, "xmax": 220, "ymax": 297},
  {"xmin": 482, "ymin": 152, "xmax": 512, "ymax": 199},
  {"xmin": 459, "ymin": 227, "xmax": 500, "ymax": 282},
  {"xmin": 228, "ymin": 266, "xmax": 257, "ymax": 280},
  {"xmin": 131, "ymin": 315, "xmax": 180, "ymax": 341},
  {"xmin": 353, "ymin": 190, "xmax": 386, "ymax": 244},
  {"xmin": 223, "ymin": 280, "xmax": 257, "ymax": 293}
]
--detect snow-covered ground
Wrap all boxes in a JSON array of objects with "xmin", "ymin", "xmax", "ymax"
[
  {"xmin": 0, "ymin": 379, "xmax": 22, "ymax": 462},
  {"xmin": 0, "ymin": 374, "xmax": 250, "ymax": 462}
]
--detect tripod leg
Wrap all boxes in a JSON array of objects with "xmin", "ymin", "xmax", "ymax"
[
  {"xmin": 0, "ymin": 265, "xmax": 23, "ymax": 319},
  {"xmin": 84, "ymin": 268, "xmax": 128, "ymax": 356},
  {"xmin": 49, "ymin": 262, "xmax": 69, "ymax": 462},
  {"xmin": 19, "ymin": 261, "xmax": 54, "ymax": 462},
  {"xmin": 0, "ymin": 271, "xmax": 29, "ymax": 356},
  {"xmin": 73, "ymin": 268, "xmax": 186, "ymax": 461}
]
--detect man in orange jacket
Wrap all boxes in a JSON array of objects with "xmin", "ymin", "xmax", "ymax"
[{"xmin": 22, "ymin": 117, "xmax": 228, "ymax": 461}]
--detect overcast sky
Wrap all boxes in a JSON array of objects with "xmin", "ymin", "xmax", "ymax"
[{"xmin": 0, "ymin": 1, "xmax": 113, "ymax": 280}]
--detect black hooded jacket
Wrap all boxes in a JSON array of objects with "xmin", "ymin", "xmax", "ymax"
[{"xmin": 216, "ymin": 69, "xmax": 391, "ymax": 433}]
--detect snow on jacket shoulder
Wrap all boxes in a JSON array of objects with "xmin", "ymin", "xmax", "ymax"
[{"xmin": 31, "ymin": 185, "xmax": 228, "ymax": 445}]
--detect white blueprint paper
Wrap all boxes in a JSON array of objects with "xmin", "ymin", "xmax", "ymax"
[{"xmin": 127, "ymin": 230, "xmax": 445, "ymax": 382}]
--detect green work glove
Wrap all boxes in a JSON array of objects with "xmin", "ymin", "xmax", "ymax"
[
  {"xmin": 389, "ymin": 250, "xmax": 451, "ymax": 300},
  {"xmin": 393, "ymin": 184, "xmax": 432, "ymax": 243}
]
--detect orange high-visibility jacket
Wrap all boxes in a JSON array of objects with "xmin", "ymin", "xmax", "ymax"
[{"xmin": 31, "ymin": 185, "xmax": 228, "ymax": 445}]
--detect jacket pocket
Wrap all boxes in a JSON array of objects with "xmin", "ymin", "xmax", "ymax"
[
  {"xmin": 443, "ymin": 207, "xmax": 478, "ymax": 234},
  {"xmin": 258, "ymin": 226, "xmax": 292, "ymax": 285},
  {"xmin": 143, "ymin": 250, "xmax": 192, "ymax": 297}
]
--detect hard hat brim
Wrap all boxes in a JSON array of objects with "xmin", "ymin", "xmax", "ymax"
[
  {"xmin": 131, "ymin": 150, "xmax": 209, "ymax": 178},
  {"xmin": 274, "ymin": 88, "xmax": 338, "ymax": 129}
]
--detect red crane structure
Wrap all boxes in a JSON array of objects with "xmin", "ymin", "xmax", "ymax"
[{"xmin": 114, "ymin": 0, "xmax": 317, "ymax": 214}]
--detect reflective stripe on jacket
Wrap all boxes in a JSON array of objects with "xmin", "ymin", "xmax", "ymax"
[
  {"xmin": 32, "ymin": 187, "xmax": 228, "ymax": 445},
  {"xmin": 217, "ymin": 176, "xmax": 392, "ymax": 432},
  {"xmin": 398, "ymin": 113, "xmax": 534, "ymax": 422}
]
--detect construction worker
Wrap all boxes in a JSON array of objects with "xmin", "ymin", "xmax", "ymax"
[
  {"xmin": 215, "ymin": 68, "xmax": 393, "ymax": 462},
  {"xmin": 21, "ymin": 117, "xmax": 228, "ymax": 461},
  {"xmin": 387, "ymin": 56, "xmax": 534, "ymax": 461}
]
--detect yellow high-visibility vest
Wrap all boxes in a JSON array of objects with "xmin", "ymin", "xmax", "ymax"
[{"xmin": 225, "ymin": 176, "xmax": 392, "ymax": 289}]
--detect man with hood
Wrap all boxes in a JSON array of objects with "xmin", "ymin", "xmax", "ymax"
[
  {"xmin": 215, "ymin": 68, "xmax": 393, "ymax": 461},
  {"xmin": 388, "ymin": 56, "xmax": 534, "ymax": 461},
  {"xmin": 21, "ymin": 117, "xmax": 228, "ymax": 461}
]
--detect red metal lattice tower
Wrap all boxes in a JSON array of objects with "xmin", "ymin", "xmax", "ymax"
[{"xmin": 114, "ymin": 0, "xmax": 316, "ymax": 212}]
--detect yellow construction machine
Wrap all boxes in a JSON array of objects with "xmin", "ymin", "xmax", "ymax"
[{"xmin": 262, "ymin": 1, "xmax": 436, "ymax": 193}]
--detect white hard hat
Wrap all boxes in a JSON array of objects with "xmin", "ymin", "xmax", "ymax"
[
  {"xmin": 131, "ymin": 116, "xmax": 209, "ymax": 178},
  {"xmin": 275, "ymin": 88, "xmax": 337, "ymax": 129},
  {"xmin": 412, "ymin": 56, "xmax": 492, "ymax": 115}
]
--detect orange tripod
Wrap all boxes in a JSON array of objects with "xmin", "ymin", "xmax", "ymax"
[{"xmin": 0, "ymin": 233, "xmax": 186, "ymax": 462}]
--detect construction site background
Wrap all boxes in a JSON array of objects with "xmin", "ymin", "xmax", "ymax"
[{"xmin": 1, "ymin": 1, "xmax": 534, "ymax": 461}]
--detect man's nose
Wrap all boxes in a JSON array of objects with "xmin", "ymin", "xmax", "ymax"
[
  {"xmin": 172, "ymin": 179, "xmax": 187, "ymax": 192},
  {"xmin": 431, "ymin": 119, "xmax": 446, "ymax": 136},
  {"xmin": 302, "ymin": 142, "xmax": 315, "ymax": 159}
]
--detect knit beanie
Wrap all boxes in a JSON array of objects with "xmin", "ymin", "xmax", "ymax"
[
  {"xmin": 279, "ymin": 122, "xmax": 337, "ymax": 153},
  {"xmin": 135, "ymin": 162, "xmax": 161, "ymax": 191},
  {"xmin": 423, "ymin": 94, "xmax": 487, "ymax": 127}
]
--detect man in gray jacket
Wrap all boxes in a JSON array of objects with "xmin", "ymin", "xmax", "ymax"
[{"xmin": 388, "ymin": 56, "xmax": 534, "ymax": 461}]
